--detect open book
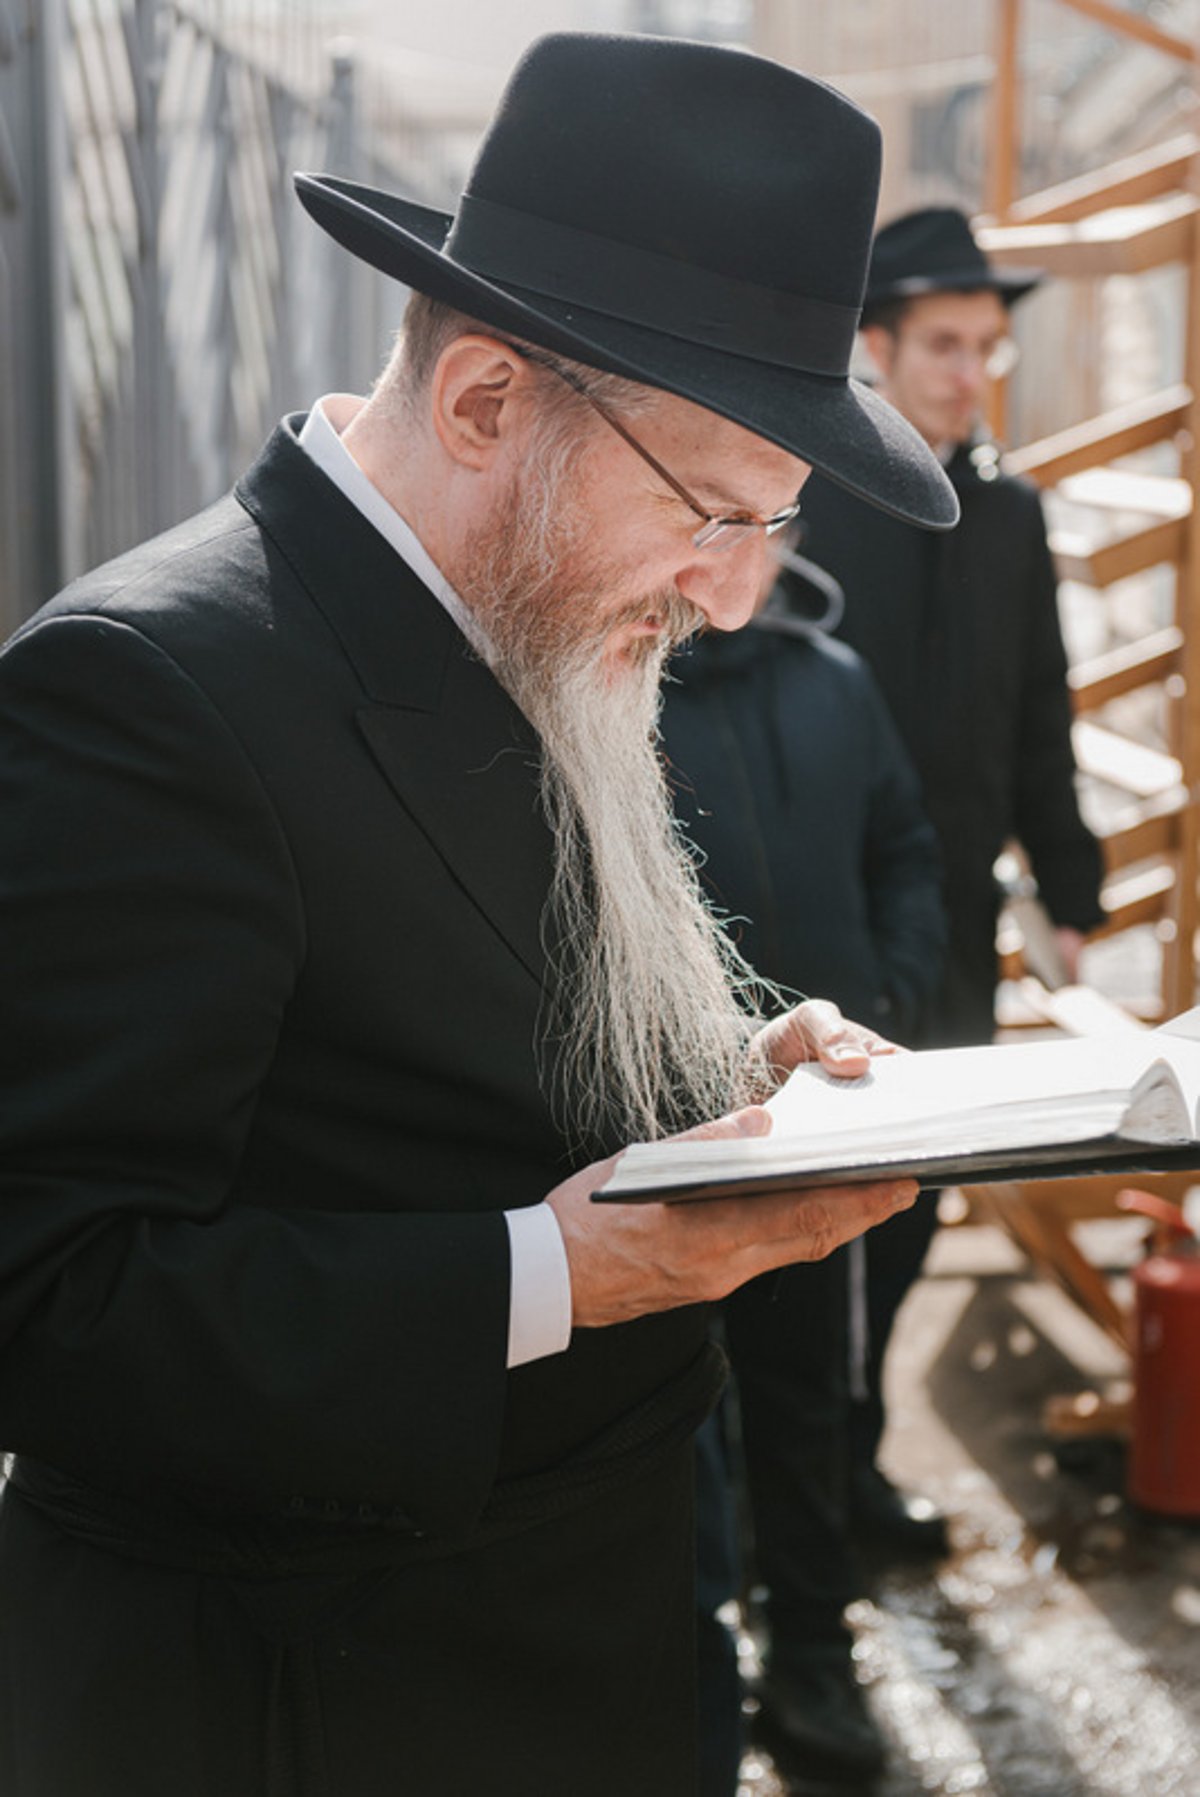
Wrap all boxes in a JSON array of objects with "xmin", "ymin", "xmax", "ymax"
[{"xmin": 595, "ymin": 1009, "xmax": 1200, "ymax": 1204}]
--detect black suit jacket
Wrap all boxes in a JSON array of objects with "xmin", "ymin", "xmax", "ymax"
[
  {"xmin": 800, "ymin": 442, "xmax": 1104, "ymax": 1045},
  {"xmin": 0, "ymin": 421, "xmax": 716, "ymax": 1792},
  {"xmin": 0, "ymin": 419, "xmax": 708, "ymax": 1530},
  {"xmin": 663, "ymin": 619, "xmax": 945, "ymax": 1040}
]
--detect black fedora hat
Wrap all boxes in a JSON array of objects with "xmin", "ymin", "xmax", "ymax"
[
  {"xmin": 864, "ymin": 206, "xmax": 1043, "ymax": 315},
  {"xmin": 295, "ymin": 33, "xmax": 957, "ymax": 530}
]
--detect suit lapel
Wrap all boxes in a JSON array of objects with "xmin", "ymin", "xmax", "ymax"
[
  {"xmin": 237, "ymin": 421, "xmax": 556, "ymax": 987},
  {"xmin": 357, "ymin": 656, "xmax": 555, "ymax": 987}
]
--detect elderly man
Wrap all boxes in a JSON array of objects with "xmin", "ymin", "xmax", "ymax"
[{"xmin": 0, "ymin": 34, "xmax": 955, "ymax": 1797}]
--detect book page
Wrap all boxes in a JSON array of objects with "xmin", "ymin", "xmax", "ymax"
[
  {"xmin": 764, "ymin": 1034, "xmax": 1171, "ymax": 1145},
  {"xmin": 1152, "ymin": 1012, "xmax": 1200, "ymax": 1127}
]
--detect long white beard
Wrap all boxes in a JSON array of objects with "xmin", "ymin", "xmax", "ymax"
[{"xmin": 457, "ymin": 460, "xmax": 774, "ymax": 1149}]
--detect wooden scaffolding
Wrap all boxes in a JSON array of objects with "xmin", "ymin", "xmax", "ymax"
[{"xmin": 971, "ymin": 0, "xmax": 1199, "ymax": 1371}]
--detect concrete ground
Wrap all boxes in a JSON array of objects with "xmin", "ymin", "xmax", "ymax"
[{"xmin": 738, "ymin": 1218, "xmax": 1200, "ymax": 1797}]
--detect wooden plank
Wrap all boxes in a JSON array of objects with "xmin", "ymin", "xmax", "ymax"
[
  {"xmin": 1092, "ymin": 862, "xmax": 1176, "ymax": 934},
  {"xmin": 1099, "ymin": 785, "xmax": 1189, "ymax": 870},
  {"xmin": 1073, "ymin": 720, "xmax": 1183, "ymax": 795},
  {"xmin": 1162, "ymin": 120, "xmax": 1200, "ymax": 1016},
  {"xmin": 1006, "ymin": 385, "xmax": 1192, "ymax": 484},
  {"xmin": 1043, "ymin": 1392, "xmax": 1132, "ymax": 1439},
  {"xmin": 1057, "ymin": 469, "xmax": 1191, "ymax": 518},
  {"xmin": 1054, "ymin": 0, "xmax": 1198, "ymax": 64},
  {"xmin": 986, "ymin": 0, "xmax": 1021, "ymax": 442},
  {"xmin": 1052, "ymin": 514, "xmax": 1188, "ymax": 586},
  {"xmin": 989, "ymin": 0, "xmax": 1021, "ymax": 221},
  {"xmin": 1069, "ymin": 627, "xmax": 1183, "ymax": 713},
  {"xmin": 977, "ymin": 194, "xmax": 1199, "ymax": 280},
  {"xmin": 995, "ymin": 134, "xmax": 1199, "ymax": 228},
  {"xmin": 1013, "ymin": 1170, "xmax": 1195, "ymax": 1220},
  {"xmin": 975, "ymin": 1183, "xmax": 1132, "ymax": 1351}
]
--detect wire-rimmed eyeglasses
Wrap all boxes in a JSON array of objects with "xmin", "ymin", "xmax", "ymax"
[
  {"xmin": 511, "ymin": 345, "xmax": 803, "ymax": 554},
  {"xmin": 902, "ymin": 330, "xmax": 1020, "ymax": 381}
]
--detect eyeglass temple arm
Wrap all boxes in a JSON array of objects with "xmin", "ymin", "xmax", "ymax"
[{"xmin": 515, "ymin": 346, "xmax": 712, "ymax": 526}]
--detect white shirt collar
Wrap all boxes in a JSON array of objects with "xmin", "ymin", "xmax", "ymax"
[{"xmin": 296, "ymin": 395, "xmax": 489, "ymax": 658}]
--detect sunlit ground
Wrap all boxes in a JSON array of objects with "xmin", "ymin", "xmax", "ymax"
[{"xmin": 730, "ymin": 1221, "xmax": 1200, "ymax": 1797}]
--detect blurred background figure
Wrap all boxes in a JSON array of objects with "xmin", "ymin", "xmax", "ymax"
[
  {"xmin": 665, "ymin": 548, "xmax": 946, "ymax": 1787},
  {"xmin": 799, "ymin": 204, "xmax": 1106, "ymax": 1579}
]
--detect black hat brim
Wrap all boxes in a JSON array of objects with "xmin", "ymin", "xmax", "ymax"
[
  {"xmin": 295, "ymin": 173, "xmax": 959, "ymax": 531},
  {"xmin": 867, "ymin": 265, "xmax": 1043, "ymax": 309}
]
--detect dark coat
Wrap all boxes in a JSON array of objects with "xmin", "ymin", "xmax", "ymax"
[
  {"xmin": 0, "ymin": 421, "xmax": 713, "ymax": 1796},
  {"xmin": 663, "ymin": 609, "xmax": 945, "ymax": 1042},
  {"xmin": 798, "ymin": 440, "xmax": 1105, "ymax": 1045},
  {"xmin": 663, "ymin": 594, "xmax": 947, "ymax": 1660}
]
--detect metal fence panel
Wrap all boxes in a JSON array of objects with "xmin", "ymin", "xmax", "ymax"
[
  {"xmin": 1, "ymin": 0, "xmax": 77, "ymax": 633},
  {"xmin": 1, "ymin": 0, "xmax": 417, "ymax": 625}
]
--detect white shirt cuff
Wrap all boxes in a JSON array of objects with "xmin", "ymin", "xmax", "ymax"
[{"xmin": 504, "ymin": 1203, "xmax": 573, "ymax": 1368}]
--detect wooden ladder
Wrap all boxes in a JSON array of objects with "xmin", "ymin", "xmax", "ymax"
[
  {"xmin": 979, "ymin": 8, "xmax": 1200, "ymax": 1020},
  {"xmin": 950, "ymin": 8, "xmax": 1199, "ymax": 1416}
]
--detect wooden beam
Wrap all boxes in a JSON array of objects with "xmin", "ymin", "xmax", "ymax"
[
  {"xmin": 1052, "ymin": 513, "xmax": 1188, "ymax": 586},
  {"xmin": 1057, "ymin": 469, "xmax": 1192, "ymax": 518},
  {"xmin": 1055, "ymin": 0, "xmax": 1199, "ymax": 65},
  {"xmin": 989, "ymin": 0, "xmax": 1021, "ymax": 221},
  {"xmin": 1073, "ymin": 720, "xmax": 1183, "ymax": 795},
  {"xmin": 1069, "ymin": 627, "xmax": 1183, "ymax": 713},
  {"xmin": 977, "ymin": 193, "xmax": 1199, "ymax": 280},
  {"xmin": 1098, "ymin": 785, "xmax": 1189, "ymax": 870},
  {"xmin": 975, "ymin": 1183, "xmax": 1132, "ymax": 1351},
  {"xmin": 992, "ymin": 134, "xmax": 1200, "ymax": 227},
  {"xmin": 1092, "ymin": 861, "xmax": 1176, "ymax": 934},
  {"xmin": 1006, "ymin": 385, "xmax": 1192, "ymax": 484},
  {"xmin": 1043, "ymin": 1392, "xmax": 1132, "ymax": 1440},
  {"xmin": 1009, "ymin": 1169, "xmax": 1195, "ymax": 1220},
  {"xmin": 1102, "ymin": 809, "xmax": 1181, "ymax": 870},
  {"xmin": 986, "ymin": 0, "xmax": 1021, "ymax": 440},
  {"xmin": 1162, "ymin": 139, "xmax": 1200, "ymax": 1014}
]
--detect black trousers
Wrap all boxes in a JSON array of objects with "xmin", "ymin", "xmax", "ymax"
[
  {"xmin": 724, "ymin": 1254, "xmax": 858, "ymax": 1659},
  {"xmin": 695, "ymin": 1413, "xmax": 743, "ymax": 1797},
  {"xmin": 0, "ymin": 1451, "xmax": 699, "ymax": 1797},
  {"xmin": 724, "ymin": 1197, "xmax": 941, "ymax": 1669},
  {"xmin": 849, "ymin": 1193, "xmax": 942, "ymax": 1469}
]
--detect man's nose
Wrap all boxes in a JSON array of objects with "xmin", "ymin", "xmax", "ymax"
[
  {"xmin": 674, "ymin": 536, "xmax": 768, "ymax": 633},
  {"xmin": 952, "ymin": 347, "xmax": 991, "ymax": 394}
]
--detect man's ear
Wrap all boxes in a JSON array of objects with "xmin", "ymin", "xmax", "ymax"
[
  {"xmin": 859, "ymin": 324, "xmax": 895, "ymax": 382},
  {"xmin": 428, "ymin": 335, "xmax": 534, "ymax": 470}
]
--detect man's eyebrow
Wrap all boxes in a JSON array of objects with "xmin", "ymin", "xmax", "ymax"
[
  {"xmin": 692, "ymin": 481, "xmax": 751, "ymax": 512},
  {"xmin": 690, "ymin": 477, "xmax": 785, "ymax": 516}
]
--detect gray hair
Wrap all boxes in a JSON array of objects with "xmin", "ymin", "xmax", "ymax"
[{"xmin": 378, "ymin": 292, "xmax": 658, "ymax": 433}]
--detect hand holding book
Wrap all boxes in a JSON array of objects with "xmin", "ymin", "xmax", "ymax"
[
  {"xmin": 547, "ymin": 999, "xmax": 917, "ymax": 1322},
  {"xmin": 596, "ymin": 1007, "xmax": 1200, "ymax": 1204}
]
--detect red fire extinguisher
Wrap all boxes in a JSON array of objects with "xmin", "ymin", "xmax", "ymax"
[{"xmin": 1116, "ymin": 1188, "xmax": 1200, "ymax": 1519}]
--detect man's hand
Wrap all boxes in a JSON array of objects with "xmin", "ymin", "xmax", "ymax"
[
  {"xmin": 755, "ymin": 996, "xmax": 901, "ymax": 1088},
  {"xmin": 1054, "ymin": 926, "xmax": 1085, "ymax": 984},
  {"xmin": 547, "ymin": 1105, "xmax": 917, "ymax": 1329}
]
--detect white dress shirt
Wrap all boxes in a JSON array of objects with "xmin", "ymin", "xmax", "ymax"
[{"xmin": 296, "ymin": 396, "xmax": 572, "ymax": 1369}]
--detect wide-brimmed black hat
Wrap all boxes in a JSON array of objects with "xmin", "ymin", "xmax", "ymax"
[
  {"xmin": 295, "ymin": 33, "xmax": 957, "ymax": 530},
  {"xmin": 863, "ymin": 206, "xmax": 1043, "ymax": 317}
]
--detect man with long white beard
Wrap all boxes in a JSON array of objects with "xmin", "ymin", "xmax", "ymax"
[{"xmin": 0, "ymin": 32, "xmax": 958, "ymax": 1797}]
